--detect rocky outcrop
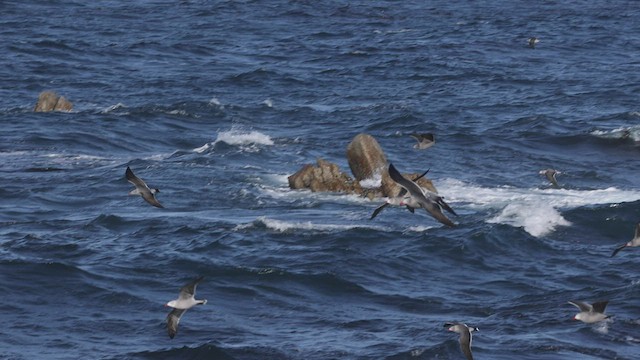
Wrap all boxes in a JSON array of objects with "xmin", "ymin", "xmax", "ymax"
[
  {"xmin": 34, "ymin": 91, "xmax": 73, "ymax": 112},
  {"xmin": 288, "ymin": 158, "xmax": 362, "ymax": 194},
  {"xmin": 288, "ymin": 133, "xmax": 438, "ymax": 198},
  {"xmin": 346, "ymin": 133, "xmax": 387, "ymax": 181}
]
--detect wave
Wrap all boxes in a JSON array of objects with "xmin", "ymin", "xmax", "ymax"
[
  {"xmin": 591, "ymin": 124, "xmax": 640, "ymax": 142},
  {"xmin": 236, "ymin": 216, "xmax": 386, "ymax": 233},
  {"xmin": 193, "ymin": 129, "xmax": 274, "ymax": 153},
  {"xmin": 438, "ymin": 179, "xmax": 640, "ymax": 237}
]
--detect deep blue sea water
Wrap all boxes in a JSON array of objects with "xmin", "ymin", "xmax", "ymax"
[{"xmin": 1, "ymin": 1, "xmax": 640, "ymax": 359}]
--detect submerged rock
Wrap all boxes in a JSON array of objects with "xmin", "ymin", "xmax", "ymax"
[{"xmin": 34, "ymin": 91, "xmax": 73, "ymax": 112}]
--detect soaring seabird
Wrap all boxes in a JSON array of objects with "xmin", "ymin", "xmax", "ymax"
[
  {"xmin": 444, "ymin": 322, "xmax": 479, "ymax": 360},
  {"xmin": 528, "ymin": 37, "xmax": 539, "ymax": 48},
  {"xmin": 539, "ymin": 168, "xmax": 560, "ymax": 188},
  {"xmin": 165, "ymin": 276, "xmax": 207, "ymax": 339},
  {"xmin": 568, "ymin": 300, "xmax": 610, "ymax": 324},
  {"xmin": 410, "ymin": 133, "xmax": 435, "ymax": 149},
  {"xmin": 388, "ymin": 163, "xmax": 456, "ymax": 227},
  {"xmin": 370, "ymin": 169, "xmax": 429, "ymax": 220},
  {"xmin": 611, "ymin": 222, "xmax": 640, "ymax": 257},
  {"xmin": 126, "ymin": 166, "xmax": 164, "ymax": 208}
]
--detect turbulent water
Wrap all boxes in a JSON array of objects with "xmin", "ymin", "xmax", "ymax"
[{"xmin": 2, "ymin": 1, "xmax": 640, "ymax": 359}]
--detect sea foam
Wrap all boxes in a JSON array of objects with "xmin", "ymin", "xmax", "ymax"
[{"xmin": 193, "ymin": 129, "xmax": 274, "ymax": 153}]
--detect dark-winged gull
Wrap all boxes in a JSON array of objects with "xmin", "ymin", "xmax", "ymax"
[
  {"xmin": 410, "ymin": 133, "xmax": 435, "ymax": 149},
  {"xmin": 539, "ymin": 168, "xmax": 560, "ymax": 188},
  {"xmin": 568, "ymin": 300, "xmax": 610, "ymax": 323},
  {"xmin": 444, "ymin": 322, "xmax": 478, "ymax": 360},
  {"xmin": 165, "ymin": 276, "xmax": 207, "ymax": 339},
  {"xmin": 611, "ymin": 222, "xmax": 640, "ymax": 257},
  {"xmin": 370, "ymin": 169, "xmax": 429, "ymax": 220},
  {"xmin": 388, "ymin": 163, "xmax": 456, "ymax": 227},
  {"xmin": 126, "ymin": 166, "xmax": 164, "ymax": 208}
]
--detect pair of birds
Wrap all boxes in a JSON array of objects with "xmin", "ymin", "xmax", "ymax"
[{"xmin": 446, "ymin": 300, "xmax": 610, "ymax": 360}]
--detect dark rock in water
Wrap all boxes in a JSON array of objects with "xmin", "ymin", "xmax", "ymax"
[
  {"xmin": 346, "ymin": 133, "xmax": 387, "ymax": 181},
  {"xmin": 288, "ymin": 133, "xmax": 438, "ymax": 197},
  {"xmin": 34, "ymin": 91, "xmax": 73, "ymax": 112},
  {"xmin": 288, "ymin": 158, "xmax": 362, "ymax": 194}
]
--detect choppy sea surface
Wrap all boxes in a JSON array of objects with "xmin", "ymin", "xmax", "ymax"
[{"xmin": 1, "ymin": 1, "xmax": 640, "ymax": 359}]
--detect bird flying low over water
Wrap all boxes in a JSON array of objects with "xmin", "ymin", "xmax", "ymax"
[
  {"xmin": 611, "ymin": 222, "xmax": 640, "ymax": 257},
  {"xmin": 528, "ymin": 37, "xmax": 539, "ymax": 48},
  {"xmin": 409, "ymin": 133, "xmax": 435, "ymax": 149},
  {"xmin": 165, "ymin": 276, "xmax": 207, "ymax": 339},
  {"xmin": 444, "ymin": 322, "xmax": 478, "ymax": 360},
  {"xmin": 539, "ymin": 168, "xmax": 560, "ymax": 188},
  {"xmin": 568, "ymin": 300, "xmax": 610, "ymax": 324},
  {"xmin": 126, "ymin": 166, "xmax": 163, "ymax": 208},
  {"xmin": 388, "ymin": 163, "xmax": 456, "ymax": 227},
  {"xmin": 370, "ymin": 169, "xmax": 429, "ymax": 220}
]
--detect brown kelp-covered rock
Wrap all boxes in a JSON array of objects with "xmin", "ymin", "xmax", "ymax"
[
  {"xmin": 346, "ymin": 133, "xmax": 387, "ymax": 181},
  {"xmin": 34, "ymin": 91, "xmax": 73, "ymax": 112},
  {"xmin": 288, "ymin": 133, "xmax": 439, "ymax": 198},
  {"xmin": 288, "ymin": 158, "xmax": 362, "ymax": 194}
]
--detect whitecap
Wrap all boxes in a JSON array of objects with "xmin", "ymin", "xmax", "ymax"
[
  {"xmin": 437, "ymin": 179, "xmax": 640, "ymax": 237},
  {"xmin": 239, "ymin": 216, "xmax": 384, "ymax": 233},
  {"xmin": 192, "ymin": 129, "xmax": 274, "ymax": 153},
  {"xmin": 590, "ymin": 125, "xmax": 640, "ymax": 141}
]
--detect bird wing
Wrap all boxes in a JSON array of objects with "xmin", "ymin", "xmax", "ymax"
[
  {"xmin": 422, "ymin": 203, "xmax": 455, "ymax": 227},
  {"xmin": 125, "ymin": 167, "xmax": 149, "ymax": 189},
  {"xmin": 370, "ymin": 203, "xmax": 388, "ymax": 220},
  {"xmin": 167, "ymin": 308, "xmax": 187, "ymax": 339},
  {"xmin": 388, "ymin": 163, "xmax": 426, "ymax": 200},
  {"xmin": 178, "ymin": 276, "xmax": 204, "ymax": 300},
  {"xmin": 591, "ymin": 301, "xmax": 609, "ymax": 314},
  {"xmin": 611, "ymin": 243, "xmax": 626, "ymax": 257},
  {"xmin": 142, "ymin": 192, "xmax": 164, "ymax": 208},
  {"xmin": 459, "ymin": 328, "xmax": 474, "ymax": 360},
  {"xmin": 568, "ymin": 301, "xmax": 592, "ymax": 312}
]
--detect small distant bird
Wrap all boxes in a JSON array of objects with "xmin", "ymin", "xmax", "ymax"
[
  {"xmin": 165, "ymin": 276, "xmax": 208, "ymax": 339},
  {"xmin": 444, "ymin": 322, "xmax": 479, "ymax": 360},
  {"xmin": 126, "ymin": 166, "xmax": 163, "ymax": 208},
  {"xmin": 370, "ymin": 169, "xmax": 429, "ymax": 220},
  {"xmin": 528, "ymin": 37, "xmax": 539, "ymax": 48},
  {"xmin": 568, "ymin": 300, "xmax": 610, "ymax": 324},
  {"xmin": 611, "ymin": 222, "xmax": 640, "ymax": 257},
  {"xmin": 539, "ymin": 168, "xmax": 560, "ymax": 188},
  {"xmin": 388, "ymin": 163, "xmax": 457, "ymax": 227},
  {"xmin": 410, "ymin": 133, "xmax": 435, "ymax": 149}
]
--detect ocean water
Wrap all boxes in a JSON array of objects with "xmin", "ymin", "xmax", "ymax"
[{"xmin": 1, "ymin": 1, "xmax": 640, "ymax": 359}]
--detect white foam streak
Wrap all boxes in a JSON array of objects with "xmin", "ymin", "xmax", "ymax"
[
  {"xmin": 438, "ymin": 179, "xmax": 640, "ymax": 237},
  {"xmin": 193, "ymin": 129, "xmax": 274, "ymax": 153},
  {"xmin": 240, "ymin": 216, "xmax": 383, "ymax": 233}
]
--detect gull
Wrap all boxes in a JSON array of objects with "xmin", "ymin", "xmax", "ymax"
[
  {"xmin": 611, "ymin": 222, "xmax": 640, "ymax": 257},
  {"xmin": 388, "ymin": 163, "xmax": 456, "ymax": 227},
  {"xmin": 370, "ymin": 169, "xmax": 429, "ymax": 220},
  {"xmin": 568, "ymin": 300, "xmax": 610, "ymax": 324},
  {"xmin": 410, "ymin": 133, "xmax": 435, "ymax": 149},
  {"xmin": 528, "ymin": 37, "xmax": 539, "ymax": 48},
  {"xmin": 126, "ymin": 166, "xmax": 163, "ymax": 208},
  {"xmin": 539, "ymin": 168, "xmax": 560, "ymax": 188},
  {"xmin": 444, "ymin": 322, "xmax": 479, "ymax": 360},
  {"xmin": 165, "ymin": 276, "xmax": 207, "ymax": 339}
]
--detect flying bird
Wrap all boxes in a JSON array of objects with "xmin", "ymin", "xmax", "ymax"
[
  {"xmin": 444, "ymin": 322, "xmax": 479, "ymax": 360},
  {"xmin": 126, "ymin": 166, "xmax": 164, "ymax": 208},
  {"xmin": 165, "ymin": 276, "xmax": 207, "ymax": 339},
  {"xmin": 410, "ymin": 133, "xmax": 435, "ymax": 149},
  {"xmin": 388, "ymin": 163, "xmax": 456, "ymax": 227},
  {"xmin": 370, "ymin": 169, "xmax": 429, "ymax": 220},
  {"xmin": 528, "ymin": 37, "xmax": 539, "ymax": 48},
  {"xmin": 568, "ymin": 300, "xmax": 610, "ymax": 324},
  {"xmin": 611, "ymin": 222, "xmax": 640, "ymax": 257},
  {"xmin": 539, "ymin": 168, "xmax": 560, "ymax": 188}
]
